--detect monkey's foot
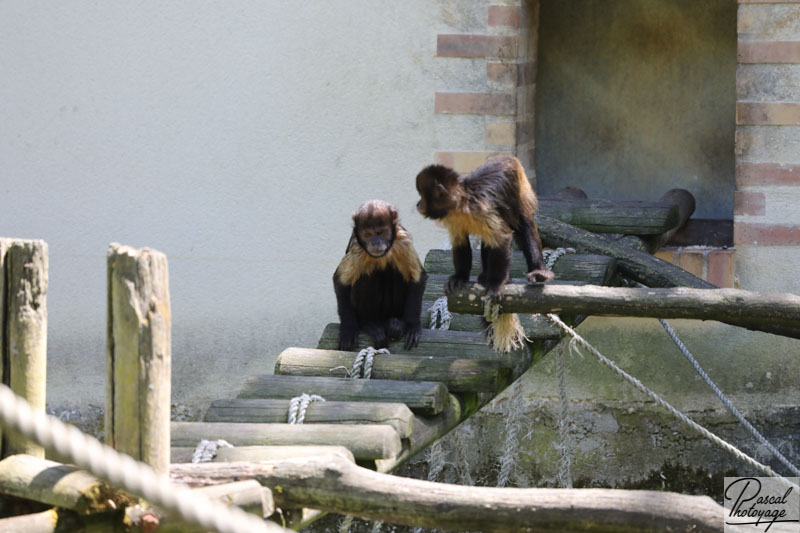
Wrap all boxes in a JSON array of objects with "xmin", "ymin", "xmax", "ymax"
[
  {"xmin": 387, "ymin": 318, "xmax": 405, "ymax": 340},
  {"xmin": 527, "ymin": 269, "xmax": 554, "ymax": 283},
  {"xmin": 337, "ymin": 328, "xmax": 359, "ymax": 351},
  {"xmin": 403, "ymin": 323, "xmax": 421, "ymax": 350},
  {"xmin": 444, "ymin": 274, "xmax": 469, "ymax": 295},
  {"xmin": 484, "ymin": 286, "xmax": 504, "ymax": 306}
]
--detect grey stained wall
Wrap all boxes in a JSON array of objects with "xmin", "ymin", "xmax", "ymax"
[{"xmin": 534, "ymin": 0, "xmax": 737, "ymax": 219}]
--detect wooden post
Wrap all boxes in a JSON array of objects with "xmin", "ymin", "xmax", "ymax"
[
  {"xmin": 106, "ymin": 243, "xmax": 171, "ymax": 474},
  {"xmin": 2, "ymin": 240, "xmax": 48, "ymax": 458}
]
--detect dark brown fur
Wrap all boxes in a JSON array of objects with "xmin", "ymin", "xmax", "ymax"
[
  {"xmin": 333, "ymin": 200, "xmax": 427, "ymax": 351},
  {"xmin": 416, "ymin": 155, "xmax": 553, "ymax": 304}
]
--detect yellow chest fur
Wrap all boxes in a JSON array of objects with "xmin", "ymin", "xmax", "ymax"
[{"xmin": 443, "ymin": 211, "xmax": 504, "ymax": 247}]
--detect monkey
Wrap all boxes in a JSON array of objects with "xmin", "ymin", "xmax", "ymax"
[
  {"xmin": 333, "ymin": 199, "xmax": 428, "ymax": 352},
  {"xmin": 416, "ymin": 155, "xmax": 553, "ymax": 304}
]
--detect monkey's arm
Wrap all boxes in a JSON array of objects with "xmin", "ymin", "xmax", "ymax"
[
  {"xmin": 401, "ymin": 270, "xmax": 427, "ymax": 349},
  {"xmin": 333, "ymin": 272, "xmax": 359, "ymax": 351},
  {"xmin": 482, "ymin": 239, "xmax": 513, "ymax": 305},
  {"xmin": 445, "ymin": 240, "xmax": 472, "ymax": 294},
  {"xmin": 516, "ymin": 217, "xmax": 554, "ymax": 283}
]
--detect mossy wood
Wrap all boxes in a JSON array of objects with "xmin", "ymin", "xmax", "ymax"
[
  {"xmin": 2, "ymin": 241, "xmax": 48, "ymax": 459},
  {"xmin": 316, "ymin": 323, "xmax": 525, "ymax": 369},
  {"xmin": 423, "ymin": 250, "xmax": 616, "ymax": 285},
  {"xmin": 106, "ymin": 243, "xmax": 171, "ymax": 474},
  {"xmin": 170, "ymin": 445, "xmax": 356, "ymax": 465},
  {"xmin": 237, "ymin": 374, "xmax": 448, "ymax": 415},
  {"xmin": 171, "ymin": 422, "xmax": 402, "ymax": 461},
  {"xmin": 275, "ymin": 346, "xmax": 510, "ymax": 393},
  {"xmin": 204, "ymin": 399, "xmax": 415, "ymax": 438},
  {"xmin": 0, "ymin": 454, "xmax": 134, "ymax": 514},
  {"xmin": 170, "ymin": 454, "xmax": 724, "ymax": 533},
  {"xmin": 537, "ymin": 196, "xmax": 680, "ymax": 234},
  {"xmin": 449, "ymin": 283, "xmax": 800, "ymax": 340}
]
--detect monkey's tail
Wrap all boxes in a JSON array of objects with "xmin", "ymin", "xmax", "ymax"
[{"xmin": 484, "ymin": 309, "xmax": 528, "ymax": 353}]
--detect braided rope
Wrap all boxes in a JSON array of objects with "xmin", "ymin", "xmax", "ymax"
[
  {"xmin": 555, "ymin": 343, "xmax": 573, "ymax": 488},
  {"xmin": 543, "ymin": 247, "xmax": 575, "ymax": 270},
  {"xmin": 287, "ymin": 394, "xmax": 326, "ymax": 424},
  {"xmin": 497, "ymin": 380, "xmax": 526, "ymax": 488},
  {"xmin": 192, "ymin": 439, "xmax": 233, "ymax": 464},
  {"xmin": 0, "ymin": 384, "xmax": 285, "ymax": 533},
  {"xmin": 350, "ymin": 347, "xmax": 389, "ymax": 379},
  {"xmin": 429, "ymin": 296, "xmax": 453, "ymax": 331},
  {"xmin": 659, "ymin": 318, "xmax": 800, "ymax": 477},
  {"xmin": 545, "ymin": 314, "xmax": 798, "ymax": 488}
]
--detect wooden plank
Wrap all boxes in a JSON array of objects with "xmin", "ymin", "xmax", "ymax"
[
  {"xmin": 4, "ymin": 241, "xmax": 48, "ymax": 458},
  {"xmin": 236, "ymin": 374, "xmax": 448, "ymax": 415},
  {"xmin": 171, "ymin": 445, "xmax": 356, "ymax": 465},
  {"xmin": 106, "ymin": 243, "xmax": 171, "ymax": 474},
  {"xmin": 421, "ymin": 299, "xmax": 561, "ymax": 339},
  {"xmin": 204, "ymin": 399, "xmax": 415, "ymax": 438},
  {"xmin": 537, "ymin": 196, "xmax": 679, "ymax": 235},
  {"xmin": 317, "ymin": 323, "xmax": 526, "ymax": 369},
  {"xmin": 0, "ymin": 454, "xmax": 134, "ymax": 514},
  {"xmin": 171, "ymin": 422, "xmax": 402, "ymax": 461},
  {"xmin": 423, "ymin": 251, "xmax": 616, "ymax": 285},
  {"xmin": 194, "ymin": 480, "xmax": 274, "ymax": 517},
  {"xmin": 276, "ymin": 346, "xmax": 510, "ymax": 393}
]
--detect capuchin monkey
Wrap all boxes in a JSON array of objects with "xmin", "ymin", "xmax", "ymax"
[
  {"xmin": 333, "ymin": 200, "xmax": 427, "ymax": 351},
  {"xmin": 416, "ymin": 155, "xmax": 553, "ymax": 305}
]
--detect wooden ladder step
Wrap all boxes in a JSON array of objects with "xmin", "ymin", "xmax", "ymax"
[
  {"xmin": 276, "ymin": 347, "xmax": 510, "ymax": 393},
  {"xmin": 204, "ymin": 399, "xmax": 415, "ymax": 438},
  {"xmin": 237, "ymin": 374, "xmax": 449, "ymax": 415},
  {"xmin": 171, "ymin": 445, "xmax": 355, "ymax": 464},
  {"xmin": 171, "ymin": 421, "xmax": 402, "ymax": 461}
]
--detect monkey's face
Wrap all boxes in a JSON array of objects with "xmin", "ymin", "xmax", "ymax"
[
  {"xmin": 357, "ymin": 222, "xmax": 394, "ymax": 257},
  {"xmin": 416, "ymin": 166, "xmax": 459, "ymax": 220},
  {"xmin": 352, "ymin": 200, "xmax": 398, "ymax": 258}
]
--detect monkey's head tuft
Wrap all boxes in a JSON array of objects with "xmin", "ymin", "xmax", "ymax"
[
  {"xmin": 416, "ymin": 164, "xmax": 460, "ymax": 220},
  {"xmin": 352, "ymin": 200, "xmax": 398, "ymax": 258}
]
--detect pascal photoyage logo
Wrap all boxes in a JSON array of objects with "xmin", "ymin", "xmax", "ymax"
[{"xmin": 724, "ymin": 477, "xmax": 800, "ymax": 532}]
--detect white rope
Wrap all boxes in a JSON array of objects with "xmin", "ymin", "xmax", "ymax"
[
  {"xmin": 555, "ymin": 343, "xmax": 573, "ymax": 488},
  {"xmin": 659, "ymin": 318, "xmax": 800, "ymax": 477},
  {"xmin": 0, "ymin": 384, "xmax": 285, "ymax": 533},
  {"xmin": 192, "ymin": 439, "xmax": 233, "ymax": 464},
  {"xmin": 339, "ymin": 515, "xmax": 354, "ymax": 533},
  {"xmin": 350, "ymin": 347, "xmax": 389, "ymax": 379},
  {"xmin": 429, "ymin": 296, "xmax": 452, "ymax": 331},
  {"xmin": 545, "ymin": 314, "xmax": 798, "ymax": 489},
  {"xmin": 497, "ymin": 380, "xmax": 528, "ymax": 488},
  {"xmin": 543, "ymin": 247, "xmax": 575, "ymax": 270},
  {"xmin": 287, "ymin": 394, "xmax": 326, "ymax": 424}
]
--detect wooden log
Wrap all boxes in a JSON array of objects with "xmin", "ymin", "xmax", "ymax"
[
  {"xmin": 171, "ymin": 422, "xmax": 402, "ymax": 461},
  {"xmin": 106, "ymin": 243, "xmax": 171, "ymax": 474},
  {"xmin": 276, "ymin": 346, "xmax": 510, "ymax": 393},
  {"xmin": 0, "ymin": 509, "xmax": 86, "ymax": 533},
  {"xmin": 554, "ymin": 186, "xmax": 588, "ymax": 199},
  {"xmin": 375, "ymin": 394, "xmax": 462, "ymax": 473},
  {"xmin": 236, "ymin": 374, "xmax": 448, "ymax": 415},
  {"xmin": 204, "ymin": 399, "xmax": 415, "ymax": 438},
  {"xmin": 613, "ymin": 189, "xmax": 697, "ymax": 254},
  {"xmin": 422, "ymin": 299, "xmax": 561, "ymax": 339},
  {"xmin": 448, "ymin": 283, "xmax": 800, "ymax": 339},
  {"xmin": 537, "ymin": 197, "xmax": 680, "ymax": 235},
  {"xmin": 170, "ymin": 454, "xmax": 724, "ymax": 533},
  {"xmin": 3, "ymin": 241, "xmax": 48, "ymax": 458},
  {"xmin": 171, "ymin": 445, "xmax": 356, "ymax": 465},
  {"xmin": 316, "ymin": 323, "xmax": 526, "ymax": 370},
  {"xmin": 0, "ymin": 454, "xmax": 135, "ymax": 514},
  {"xmin": 194, "ymin": 480, "xmax": 274, "ymax": 517},
  {"xmin": 423, "ymin": 250, "xmax": 616, "ymax": 285}
]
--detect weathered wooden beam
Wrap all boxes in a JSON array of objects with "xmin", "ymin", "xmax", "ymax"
[
  {"xmin": 537, "ymin": 197, "xmax": 680, "ymax": 235},
  {"xmin": 2, "ymin": 241, "xmax": 48, "ymax": 458},
  {"xmin": 0, "ymin": 509, "xmax": 85, "ymax": 533},
  {"xmin": 170, "ymin": 454, "xmax": 724, "ymax": 533},
  {"xmin": 236, "ymin": 374, "xmax": 448, "ymax": 415},
  {"xmin": 171, "ymin": 422, "xmax": 402, "ymax": 461},
  {"xmin": 195, "ymin": 480, "xmax": 274, "ymax": 517},
  {"xmin": 276, "ymin": 346, "xmax": 510, "ymax": 393},
  {"xmin": 422, "ymin": 299, "xmax": 561, "ymax": 339},
  {"xmin": 448, "ymin": 283, "xmax": 800, "ymax": 340},
  {"xmin": 106, "ymin": 243, "xmax": 171, "ymax": 474},
  {"xmin": 424, "ymin": 251, "xmax": 616, "ymax": 286},
  {"xmin": 612, "ymin": 189, "xmax": 696, "ymax": 255},
  {"xmin": 317, "ymin": 323, "xmax": 526, "ymax": 369},
  {"xmin": 0, "ymin": 454, "xmax": 135, "ymax": 514},
  {"xmin": 171, "ymin": 445, "xmax": 356, "ymax": 465},
  {"xmin": 204, "ymin": 399, "xmax": 415, "ymax": 438}
]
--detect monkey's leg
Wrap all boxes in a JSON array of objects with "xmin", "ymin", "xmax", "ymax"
[
  {"xmin": 362, "ymin": 321, "xmax": 389, "ymax": 349},
  {"xmin": 483, "ymin": 241, "xmax": 513, "ymax": 305},
  {"xmin": 477, "ymin": 242, "xmax": 489, "ymax": 286},
  {"xmin": 401, "ymin": 270, "xmax": 427, "ymax": 349},
  {"xmin": 333, "ymin": 275, "xmax": 360, "ymax": 351},
  {"xmin": 515, "ymin": 217, "xmax": 554, "ymax": 283},
  {"xmin": 445, "ymin": 239, "xmax": 472, "ymax": 294}
]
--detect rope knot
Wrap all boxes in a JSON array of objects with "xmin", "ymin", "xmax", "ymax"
[
  {"xmin": 350, "ymin": 347, "xmax": 390, "ymax": 379},
  {"xmin": 287, "ymin": 393, "xmax": 326, "ymax": 424}
]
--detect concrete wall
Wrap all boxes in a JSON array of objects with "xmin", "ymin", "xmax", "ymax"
[{"xmin": 0, "ymin": 1, "xmax": 496, "ymax": 415}]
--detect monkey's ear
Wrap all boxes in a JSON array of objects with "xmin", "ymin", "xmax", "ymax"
[
  {"xmin": 389, "ymin": 205, "xmax": 399, "ymax": 222},
  {"xmin": 436, "ymin": 183, "xmax": 448, "ymax": 194}
]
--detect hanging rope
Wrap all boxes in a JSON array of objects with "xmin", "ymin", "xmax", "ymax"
[
  {"xmin": 543, "ymin": 247, "xmax": 575, "ymax": 270},
  {"xmin": 287, "ymin": 393, "xmax": 326, "ymax": 424},
  {"xmin": 658, "ymin": 318, "xmax": 800, "ymax": 477},
  {"xmin": 429, "ymin": 295, "xmax": 453, "ymax": 330},
  {"xmin": 192, "ymin": 439, "xmax": 233, "ymax": 464},
  {"xmin": 0, "ymin": 384, "xmax": 285, "ymax": 533},
  {"xmin": 350, "ymin": 347, "xmax": 389, "ymax": 379},
  {"xmin": 545, "ymin": 314, "xmax": 798, "ymax": 488},
  {"xmin": 555, "ymin": 343, "xmax": 573, "ymax": 489}
]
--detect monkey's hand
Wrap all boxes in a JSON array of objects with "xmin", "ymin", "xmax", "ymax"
[
  {"xmin": 403, "ymin": 322, "xmax": 422, "ymax": 350},
  {"xmin": 526, "ymin": 269, "xmax": 554, "ymax": 283},
  {"xmin": 444, "ymin": 274, "xmax": 469, "ymax": 295},
  {"xmin": 338, "ymin": 327, "xmax": 359, "ymax": 351},
  {"xmin": 484, "ymin": 286, "xmax": 504, "ymax": 306},
  {"xmin": 387, "ymin": 318, "xmax": 405, "ymax": 340}
]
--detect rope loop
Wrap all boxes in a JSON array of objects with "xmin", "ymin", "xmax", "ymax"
[
  {"xmin": 543, "ymin": 247, "xmax": 575, "ymax": 271},
  {"xmin": 429, "ymin": 296, "xmax": 453, "ymax": 331},
  {"xmin": 350, "ymin": 347, "xmax": 389, "ymax": 379},
  {"xmin": 191, "ymin": 439, "xmax": 233, "ymax": 464},
  {"xmin": 287, "ymin": 393, "xmax": 326, "ymax": 424}
]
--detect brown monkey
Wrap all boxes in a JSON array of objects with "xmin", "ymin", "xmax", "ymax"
[
  {"xmin": 333, "ymin": 200, "xmax": 427, "ymax": 351},
  {"xmin": 416, "ymin": 155, "xmax": 553, "ymax": 305}
]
